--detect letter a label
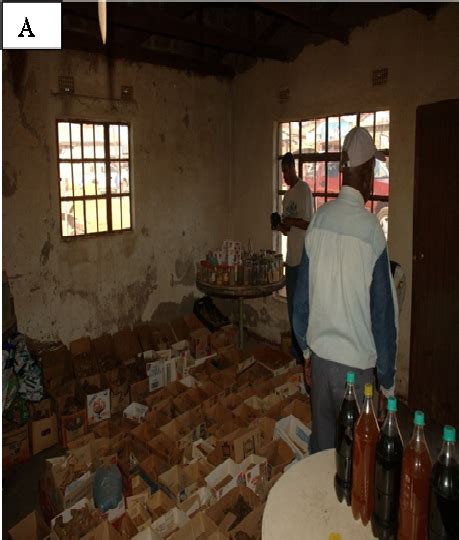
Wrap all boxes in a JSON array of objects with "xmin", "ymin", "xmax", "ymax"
[{"xmin": 18, "ymin": 17, "xmax": 35, "ymax": 38}]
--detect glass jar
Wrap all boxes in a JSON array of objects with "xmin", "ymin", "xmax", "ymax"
[
  {"xmin": 216, "ymin": 266, "xmax": 223, "ymax": 286},
  {"xmin": 222, "ymin": 265, "xmax": 229, "ymax": 286}
]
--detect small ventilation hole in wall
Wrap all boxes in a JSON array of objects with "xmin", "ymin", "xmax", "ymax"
[
  {"xmin": 58, "ymin": 76, "xmax": 74, "ymax": 94},
  {"xmin": 372, "ymin": 68, "xmax": 388, "ymax": 86},
  {"xmin": 121, "ymin": 86, "xmax": 133, "ymax": 100},
  {"xmin": 278, "ymin": 87, "xmax": 290, "ymax": 105}
]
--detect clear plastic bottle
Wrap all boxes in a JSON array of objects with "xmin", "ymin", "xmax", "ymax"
[
  {"xmin": 428, "ymin": 425, "xmax": 459, "ymax": 539},
  {"xmin": 372, "ymin": 396, "xmax": 404, "ymax": 539},
  {"xmin": 335, "ymin": 371, "xmax": 360, "ymax": 506},
  {"xmin": 351, "ymin": 382, "xmax": 379, "ymax": 525},
  {"xmin": 398, "ymin": 410, "xmax": 432, "ymax": 540}
]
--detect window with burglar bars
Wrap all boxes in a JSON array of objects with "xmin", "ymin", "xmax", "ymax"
[
  {"xmin": 275, "ymin": 110, "xmax": 390, "ymax": 258},
  {"xmin": 57, "ymin": 121, "xmax": 132, "ymax": 237}
]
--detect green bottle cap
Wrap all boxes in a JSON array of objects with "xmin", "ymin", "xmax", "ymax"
[
  {"xmin": 443, "ymin": 425, "xmax": 456, "ymax": 443},
  {"xmin": 346, "ymin": 372, "xmax": 355, "ymax": 384},
  {"xmin": 387, "ymin": 397, "xmax": 397, "ymax": 412},
  {"xmin": 414, "ymin": 410, "xmax": 425, "ymax": 426}
]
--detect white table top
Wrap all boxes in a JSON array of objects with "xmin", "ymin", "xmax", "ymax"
[{"xmin": 262, "ymin": 448, "xmax": 375, "ymax": 540}]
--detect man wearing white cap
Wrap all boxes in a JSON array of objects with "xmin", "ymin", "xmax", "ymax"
[{"xmin": 293, "ymin": 127, "xmax": 398, "ymax": 453}]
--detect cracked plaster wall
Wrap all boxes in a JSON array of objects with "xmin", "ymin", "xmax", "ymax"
[
  {"xmin": 2, "ymin": 50, "xmax": 231, "ymax": 343},
  {"xmin": 230, "ymin": 6, "xmax": 459, "ymax": 399}
]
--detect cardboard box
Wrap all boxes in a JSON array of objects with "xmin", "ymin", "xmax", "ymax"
[
  {"xmin": 113, "ymin": 327, "xmax": 143, "ymax": 363},
  {"xmin": 78, "ymin": 374, "xmax": 111, "ymax": 425},
  {"xmin": 281, "ymin": 398, "xmax": 312, "ymax": 427},
  {"xmin": 124, "ymin": 402, "xmax": 149, "ymax": 423},
  {"xmin": 169, "ymin": 511, "xmax": 221, "ymax": 540},
  {"xmin": 146, "ymin": 489, "xmax": 175, "ymax": 520},
  {"xmin": 152, "ymin": 508, "xmax": 189, "ymax": 539},
  {"xmin": 234, "ymin": 403, "xmax": 260, "ymax": 424},
  {"xmin": 134, "ymin": 324, "xmax": 154, "ymax": 352},
  {"xmin": 150, "ymin": 322, "xmax": 176, "ymax": 350},
  {"xmin": 8, "ymin": 510, "xmax": 50, "ymax": 540},
  {"xmin": 158, "ymin": 465, "xmax": 197, "ymax": 504},
  {"xmin": 127, "ymin": 498, "xmax": 152, "ymax": 532},
  {"xmin": 146, "ymin": 359, "xmax": 165, "ymax": 392},
  {"xmin": 41, "ymin": 456, "xmax": 93, "ymax": 516},
  {"xmin": 110, "ymin": 379, "xmax": 131, "ymax": 415},
  {"xmin": 160, "ymin": 418, "xmax": 193, "ymax": 451},
  {"xmin": 189, "ymin": 327, "xmax": 211, "ymax": 359},
  {"xmin": 144, "ymin": 387, "xmax": 172, "ymax": 409},
  {"xmin": 132, "ymin": 525, "xmax": 163, "ymax": 540},
  {"xmin": 93, "ymin": 333, "xmax": 119, "ymax": 372},
  {"xmin": 258, "ymin": 439, "xmax": 295, "ymax": 478},
  {"xmin": 139, "ymin": 454, "xmax": 169, "ymax": 488},
  {"xmin": 3, "ymin": 423, "xmax": 30, "ymax": 467},
  {"xmin": 251, "ymin": 345, "xmax": 293, "ymax": 377},
  {"xmin": 70, "ymin": 336, "xmax": 99, "ymax": 378},
  {"xmin": 206, "ymin": 486, "xmax": 260, "ymax": 531},
  {"xmin": 130, "ymin": 378, "xmax": 150, "ymax": 403},
  {"xmin": 213, "ymin": 427, "xmax": 262, "ymax": 464},
  {"xmin": 178, "ymin": 486, "xmax": 216, "ymax": 518},
  {"xmin": 40, "ymin": 345, "xmax": 74, "ymax": 390},
  {"xmin": 230, "ymin": 503, "xmax": 265, "ymax": 540},
  {"xmin": 56, "ymin": 395, "xmax": 88, "ymax": 447},
  {"xmin": 239, "ymin": 454, "xmax": 268, "ymax": 494},
  {"xmin": 183, "ymin": 459, "xmax": 215, "ymax": 487},
  {"xmin": 248, "ymin": 417, "xmax": 276, "ymax": 448},
  {"xmin": 273, "ymin": 414, "xmax": 311, "ymax": 458},
  {"xmin": 148, "ymin": 432, "xmax": 182, "ymax": 466},
  {"xmin": 50, "ymin": 498, "xmax": 100, "ymax": 540},
  {"xmin": 205, "ymin": 458, "xmax": 241, "ymax": 500},
  {"xmin": 31, "ymin": 413, "xmax": 58, "ymax": 455}
]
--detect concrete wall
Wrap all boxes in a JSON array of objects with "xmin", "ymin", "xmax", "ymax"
[
  {"xmin": 3, "ymin": 50, "xmax": 231, "ymax": 343},
  {"xmin": 230, "ymin": 6, "xmax": 459, "ymax": 398}
]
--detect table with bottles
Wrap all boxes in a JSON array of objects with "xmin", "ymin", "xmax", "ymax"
[
  {"xmin": 262, "ymin": 376, "xmax": 458, "ymax": 540},
  {"xmin": 262, "ymin": 448, "xmax": 374, "ymax": 540}
]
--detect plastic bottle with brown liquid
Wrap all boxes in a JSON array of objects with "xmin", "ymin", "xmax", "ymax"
[
  {"xmin": 398, "ymin": 410, "xmax": 432, "ymax": 540},
  {"xmin": 351, "ymin": 382, "xmax": 380, "ymax": 526}
]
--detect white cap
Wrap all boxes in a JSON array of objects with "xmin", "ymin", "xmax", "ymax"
[{"xmin": 341, "ymin": 127, "xmax": 386, "ymax": 168}]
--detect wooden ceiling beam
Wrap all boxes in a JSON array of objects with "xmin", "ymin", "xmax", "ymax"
[
  {"xmin": 63, "ymin": 3, "xmax": 289, "ymax": 61},
  {"xmin": 257, "ymin": 3, "xmax": 349, "ymax": 43},
  {"xmin": 62, "ymin": 29, "xmax": 235, "ymax": 78}
]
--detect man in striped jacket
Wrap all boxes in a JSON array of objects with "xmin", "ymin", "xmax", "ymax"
[{"xmin": 293, "ymin": 127, "xmax": 398, "ymax": 453}]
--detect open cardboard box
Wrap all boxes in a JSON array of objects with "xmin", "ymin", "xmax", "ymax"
[
  {"xmin": 273, "ymin": 414, "xmax": 311, "ymax": 459},
  {"xmin": 230, "ymin": 502, "xmax": 265, "ymax": 540},
  {"xmin": 183, "ymin": 459, "xmax": 215, "ymax": 487},
  {"xmin": 282, "ymin": 398, "xmax": 312, "ymax": 427},
  {"xmin": 158, "ymin": 464, "xmax": 197, "ymax": 504},
  {"xmin": 78, "ymin": 373, "xmax": 111, "ymax": 425},
  {"xmin": 41, "ymin": 455, "xmax": 94, "ymax": 516},
  {"xmin": 124, "ymin": 402, "xmax": 149, "ymax": 424},
  {"xmin": 211, "ymin": 426, "xmax": 262, "ymax": 464},
  {"xmin": 209, "ymin": 418, "xmax": 246, "ymax": 441},
  {"xmin": 40, "ymin": 345, "xmax": 74, "ymax": 390},
  {"xmin": 139, "ymin": 454, "xmax": 169, "ymax": 487},
  {"xmin": 144, "ymin": 387, "xmax": 172, "ymax": 409},
  {"xmin": 151, "ymin": 322, "xmax": 177, "ymax": 351},
  {"xmin": 70, "ymin": 336, "xmax": 99, "ymax": 378},
  {"xmin": 3, "ymin": 422, "xmax": 30, "ymax": 468},
  {"xmin": 239, "ymin": 454, "xmax": 268, "ymax": 494},
  {"xmin": 146, "ymin": 489, "xmax": 175, "ymax": 520},
  {"xmin": 189, "ymin": 327, "xmax": 211, "ymax": 359},
  {"xmin": 130, "ymin": 378, "xmax": 150, "ymax": 404},
  {"xmin": 178, "ymin": 486, "xmax": 216, "ymax": 518},
  {"xmin": 134, "ymin": 324, "xmax": 154, "ymax": 352},
  {"xmin": 248, "ymin": 417, "xmax": 275, "ymax": 448},
  {"xmin": 206, "ymin": 485, "xmax": 260, "ymax": 532},
  {"xmin": 205, "ymin": 458, "xmax": 241, "ymax": 500},
  {"xmin": 112, "ymin": 327, "xmax": 143, "ymax": 364},
  {"xmin": 55, "ymin": 394, "xmax": 88, "ymax": 447},
  {"xmin": 159, "ymin": 418, "xmax": 193, "ymax": 451},
  {"xmin": 234, "ymin": 403, "xmax": 260, "ymax": 424},
  {"xmin": 251, "ymin": 345, "xmax": 295, "ymax": 377},
  {"xmin": 169, "ymin": 511, "xmax": 222, "ymax": 540},
  {"xmin": 93, "ymin": 333, "xmax": 119, "ymax": 373},
  {"xmin": 8, "ymin": 510, "xmax": 50, "ymax": 540},
  {"xmin": 148, "ymin": 432, "xmax": 182, "ymax": 466},
  {"xmin": 152, "ymin": 507, "xmax": 190, "ymax": 538},
  {"xmin": 258, "ymin": 438, "xmax": 295, "ymax": 478}
]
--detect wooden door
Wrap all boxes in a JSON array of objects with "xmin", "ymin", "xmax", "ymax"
[{"xmin": 409, "ymin": 99, "xmax": 459, "ymax": 426}]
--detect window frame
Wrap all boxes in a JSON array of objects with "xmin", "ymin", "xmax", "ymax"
[
  {"xmin": 56, "ymin": 119, "xmax": 133, "ymax": 239},
  {"xmin": 274, "ymin": 110, "xmax": 390, "ymax": 251}
]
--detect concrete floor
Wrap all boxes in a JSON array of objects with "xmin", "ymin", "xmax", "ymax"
[{"xmin": 2, "ymin": 398, "xmax": 444, "ymax": 538}]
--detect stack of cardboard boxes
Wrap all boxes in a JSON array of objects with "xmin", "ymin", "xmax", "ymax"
[{"xmin": 7, "ymin": 316, "xmax": 311, "ymax": 540}]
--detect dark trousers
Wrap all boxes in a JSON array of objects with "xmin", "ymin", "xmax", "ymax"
[
  {"xmin": 286, "ymin": 264, "xmax": 304, "ymax": 364},
  {"xmin": 309, "ymin": 353, "xmax": 374, "ymax": 454}
]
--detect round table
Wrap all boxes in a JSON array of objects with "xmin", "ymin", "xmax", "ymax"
[
  {"xmin": 262, "ymin": 448, "xmax": 375, "ymax": 540},
  {"xmin": 196, "ymin": 279, "xmax": 286, "ymax": 348}
]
